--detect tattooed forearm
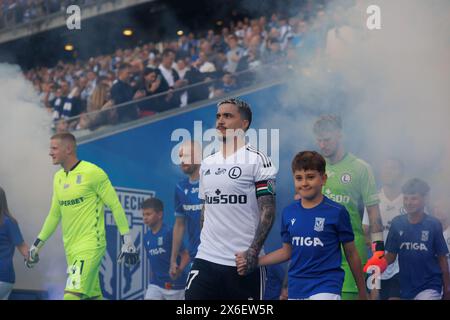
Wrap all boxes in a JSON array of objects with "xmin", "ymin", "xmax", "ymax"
[
  {"xmin": 200, "ymin": 202, "xmax": 205, "ymax": 230},
  {"xmin": 245, "ymin": 194, "xmax": 276, "ymax": 273}
]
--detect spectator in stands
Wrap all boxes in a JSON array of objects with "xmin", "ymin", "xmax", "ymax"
[
  {"xmin": 224, "ymin": 34, "xmax": 243, "ymax": 73},
  {"xmin": 177, "ymin": 34, "xmax": 190, "ymax": 55},
  {"xmin": 211, "ymin": 34, "xmax": 227, "ymax": 54},
  {"xmin": 268, "ymin": 13, "xmax": 279, "ymax": 30},
  {"xmin": 158, "ymin": 48, "xmax": 185, "ymax": 109},
  {"xmin": 264, "ymin": 38, "xmax": 284, "ymax": 64},
  {"xmin": 139, "ymin": 67, "xmax": 168, "ymax": 114},
  {"xmin": 211, "ymin": 72, "xmax": 238, "ymax": 98},
  {"xmin": 110, "ymin": 63, "xmax": 142, "ymax": 123},
  {"xmin": 82, "ymin": 79, "xmax": 112, "ymax": 130},
  {"xmin": 0, "ymin": 186, "xmax": 30, "ymax": 300},
  {"xmin": 55, "ymin": 118, "xmax": 69, "ymax": 133},
  {"xmin": 174, "ymin": 55, "xmax": 191, "ymax": 107},
  {"xmin": 45, "ymin": 80, "xmax": 82, "ymax": 128},
  {"xmin": 83, "ymin": 70, "xmax": 97, "ymax": 100},
  {"xmin": 192, "ymin": 51, "xmax": 216, "ymax": 74},
  {"xmin": 234, "ymin": 20, "xmax": 246, "ymax": 42}
]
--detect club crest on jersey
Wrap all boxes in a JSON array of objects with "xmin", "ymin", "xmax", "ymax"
[
  {"xmin": 157, "ymin": 236, "xmax": 163, "ymax": 246},
  {"xmin": 340, "ymin": 173, "xmax": 352, "ymax": 184},
  {"xmin": 314, "ymin": 217, "xmax": 325, "ymax": 232},
  {"xmin": 64, "ymin": 184, "xmax": 70, "ymax": 189},
  {"xmin": 184, "ymin": 189, "xmax": 188, "ymax": 195},
  {"xmin": 399, "ymin": 230, "xmax": 404, "ymax": 237},
  {"xmin": 76, "ymin": 174, "xmax": 82, "ymax": 184},
  {"xmin": 267, "ymin": 179, "xmax": 275, "ymax": 195},
  {"xmin": 228, "ymin": 166, "xmax": 242, "ymax": 179},
  {"xmin": 421, "ymin": 231, "xmax": 429, "ymax": 242},
  {"xmin": 215, "ymin": 168, "xmax": 226, "ymax": 175}
]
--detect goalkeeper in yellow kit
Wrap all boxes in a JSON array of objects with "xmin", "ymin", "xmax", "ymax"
[{"xmin": 26, "ymin": 133, "xmax": 139, "ymax": 300}]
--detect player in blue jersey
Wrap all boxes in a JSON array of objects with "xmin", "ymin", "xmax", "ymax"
[
  {"xmin": 384, "ymin": 178, "xmax": 450, "ymax": 300},
  {"xmin": 236, "ymin": 151, "xmax": 367, "ymax": 300},
  {"xmin": 142, "ymin": 197, "xmax": 190, "ymax": 300},
  {"xmin": 263, "ymin": 263, "xmax": 286, "ymax": 300},
  {"xmin": 0, "ymin": 187, "xmax": 31, "ymax": 300},
  {"xmin": 170, "ymin": 141, "xmax": 202, "ymax": 279}
]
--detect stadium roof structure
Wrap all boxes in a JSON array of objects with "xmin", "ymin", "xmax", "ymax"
[{"xmin": 0, "ymin": 0, "xmax": 156, "ymax": 45}]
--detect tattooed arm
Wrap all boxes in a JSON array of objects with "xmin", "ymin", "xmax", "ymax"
[
  {"xmin": 242, "ymin": 193, "xmax": 276, "ymax": 275},
  {"xmin": 200, "ymin": 201, "xmax": 205, "ymax": 230}
]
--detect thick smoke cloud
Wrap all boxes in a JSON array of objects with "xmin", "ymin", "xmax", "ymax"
[
  {"xmin": 0, "ymin": 63, "xmax": 66, "ymax": 297},
  {"xmin": 272, "ymin": 0, "xmax": 450, "ymax": 203}
]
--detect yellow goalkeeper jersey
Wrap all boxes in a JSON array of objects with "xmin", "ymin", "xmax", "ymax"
[{"xmin": 38, "ymin": 160, "xmax": 130, "ymax": 255}]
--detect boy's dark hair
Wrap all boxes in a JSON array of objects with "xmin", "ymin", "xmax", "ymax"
[
  {"xmin": 217, "ymin": 98, "xmax": 252, "ymax": 131},
  {"xmin": 142, "ymin": 197, "xmax": 164, "ymax": 212},
  {"xmin": 291, "ymin": 151, "xmax": 326, "ymax": 174},
  {"xmin": 313, "ymin": 114, "xmax": 342, "ymax": 135},
  {"xmin": 402, "ymin": 178, "xmax": 430, "ymax": 196}
]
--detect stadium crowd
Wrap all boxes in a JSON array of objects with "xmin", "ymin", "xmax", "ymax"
[
  {"xmin": 22, "ymin": 4, "xmax": 330, "ymax": 132},
  {"xmin": 2, "ymin": 0, "xmax": 448, "ymax": 301}
]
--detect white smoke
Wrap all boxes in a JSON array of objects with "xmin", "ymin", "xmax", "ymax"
[
  {"xmin": 0, "ymin": 63, "xmax": 66, "ymax": 298},
  {"xmin": 272, "ymin": 0, "xmax": 450, "ymax": 200}
]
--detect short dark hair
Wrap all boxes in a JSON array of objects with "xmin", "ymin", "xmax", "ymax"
[
  {"xmin": 142, "ymin": 197, "xmax": 164, "ymax": 212},
  {"xmin": 143, "ymin": 67, "xmax": 158, "ymax": 76},
  {"xmin": 117, "ymin": 63, "xmax": 130, "ymax": 72},
  {"xmin": 291, "ymin": 151, "xmax": 326, "ymax": 174},
  {"xmin": 402, "ymin": 178, "xmax": 430, "ymax": 196},
  {"xmin": 162, "ymin": 48, "xmax": 175, "ymax": 58},
  {"xmin": 51, "ymin": 132, "xmax": 76, "ymax": 146},
  {"xmin": 313, "ymin": 114, "xmax": 342, "ymax": 135},
  {"xmin": 217, "ymin": 98, "xmax": 252, "ymax": 131}
]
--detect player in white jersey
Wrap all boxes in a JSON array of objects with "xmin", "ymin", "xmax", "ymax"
[
  {"xmin": 185, "ymin": 98, "xmax": 277, "ymax": 300},
  {"xmin": 362, "ymin": 158, "xmax": 405, "ymax": 299}
]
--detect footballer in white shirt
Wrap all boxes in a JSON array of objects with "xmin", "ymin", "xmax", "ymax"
[{"xmin": 185, "ymin": 98, "xmax": 277, "ymax": 300}]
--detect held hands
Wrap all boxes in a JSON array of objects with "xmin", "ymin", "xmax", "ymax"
[
  {"xmin": 25, "ymin": 239, "xmax": 44, "ymax": 268},
  {"xmin": 235, "ymin": 248, "xmax": 258, "ymax": 276},
  {"xmin": 169, "ymin": 261, "xmax": 181, "ymax": 280},
  {"xmin": 117, "ymin": 234, "xmax": 140, "ymax": 268},
  {"xmin": 363, "ymin": 242, "xmax": 388, "ymax": 274}
]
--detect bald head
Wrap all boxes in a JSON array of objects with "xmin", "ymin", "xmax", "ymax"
[{"xmin": 179, "ymin": 140, "xmax": 202, "ymax": 176}]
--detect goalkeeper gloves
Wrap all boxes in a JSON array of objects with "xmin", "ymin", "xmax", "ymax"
[
  {"xmin": 25, "ymin": 238, "xmax": 44, "ymax": 268},
  {"xmin": 363, "ymin": 241, "xmax": 387, "ymax": 274},
  {"xmin": 117, "ymin": 234, "xmax": 139, "ymax": 268}
]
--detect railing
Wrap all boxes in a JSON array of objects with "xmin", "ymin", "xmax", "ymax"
[{"xmin": 60, "ymin": 57, "xmax": 293, "ymax": 137}]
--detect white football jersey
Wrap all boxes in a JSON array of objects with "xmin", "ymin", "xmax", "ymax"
[
  {"xmin": 196, "ymin": 144, "xmax": 277, "ymax": 266},
  {"xmin": 443, "ymin": 226, "xmax": 450, "ymax": 273},
  {"xmin": 362, "ymin": 188, "xmax": 405, "ymax": 279}
]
